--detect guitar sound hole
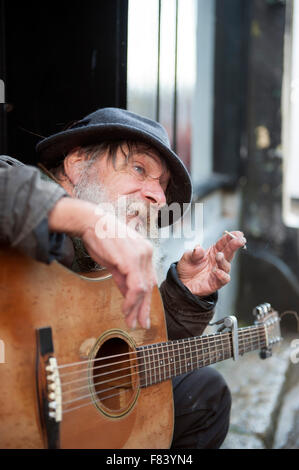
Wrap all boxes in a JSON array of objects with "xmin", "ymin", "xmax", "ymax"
[{"xmin": 92, "ymin": 337, "xmax": 139, "ymax": 415}]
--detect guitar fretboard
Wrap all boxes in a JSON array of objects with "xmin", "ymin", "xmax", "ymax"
[{"xmin": 136, "ymin": 325, "xmax": 266, "ymax": 388}]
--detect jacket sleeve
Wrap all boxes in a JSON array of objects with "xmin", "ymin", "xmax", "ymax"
[
  {"xmin": 159, "ymin": 262, "xmax": 218, "ymax": 340},
  {"xmin": 0, "ymin": 155, "xmax": 68, "ymax": 263}
]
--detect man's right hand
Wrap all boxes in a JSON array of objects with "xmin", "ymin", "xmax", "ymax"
[{"xmin": 48, "ymin": 197, "xmax": 157, "ymax": 330}]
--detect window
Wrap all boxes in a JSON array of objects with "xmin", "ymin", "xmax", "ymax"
[
  {"xmin": 282, "ymin": 0, "xmax": 299, "ymax": 227},
  {"xmin": 127, "ymin": 0, "xmax": 197, "ymax": 173},
  {"xmin": 127, "ymin": 0, "xmax": 248, "ymax": 193}
]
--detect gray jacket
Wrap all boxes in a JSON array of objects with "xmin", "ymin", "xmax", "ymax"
[{"xmin": 0, "ymin": 155, "xmax": 217, "ymax": 340}]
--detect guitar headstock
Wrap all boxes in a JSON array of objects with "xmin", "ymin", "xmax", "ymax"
[{"xmin": 253, "ymin": 303, "xmax": 282, "ymax": 359}]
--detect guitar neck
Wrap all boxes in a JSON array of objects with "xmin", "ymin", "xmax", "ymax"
[{"xmin": 137, "ymin": 325, "xmax": 266, "ymax": 388}]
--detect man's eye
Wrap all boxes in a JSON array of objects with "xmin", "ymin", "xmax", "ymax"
[{"xmin": 133, "ymin": 165, "xmax": 145, "ymax": 175}]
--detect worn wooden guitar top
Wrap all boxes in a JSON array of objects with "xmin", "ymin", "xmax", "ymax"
[{"xmin": 0, "ymin": 248, "xmax": 174, "ymax": 449}]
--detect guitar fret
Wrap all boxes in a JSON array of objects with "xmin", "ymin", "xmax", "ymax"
[
  {"xmin": 166, "ymin": 343, "xmax": 171, "ymax": 380},
  {"xmin": 162, "ymin": 342, "xmax": 167, "ymax": 381},
  {"xmin": 247, "ymin": 328, "xmax": 252, "ymax": 353},
  {"xmin": 161, "ymin": 343, "xmax": 165, "ymax": 381},
  {"xmin": 188, "ymin": 337, "xmax": 193, "ymax": 371},
  {"xmin": 179, "ymin": 340, "xmax": 186, "ymax": 374},
  {"xmin": 150, "ymin": 345, "xmax": 155, "ymax": 385},
  {"xmin": 195, "ymin": 337, "xmax": 199, "ymax": 368},
  {"xmin": 170, "ymin": 342, "xmax": 176, "ymax": 376},
  {"xmin": 207, "ymin": 338, "xmax": 211, "ymax": 364},
  {"xmin": 150, "ymin": 344, "xmax": 156, "ymax": 385},
  {"xmin": 142, "ymin": 345, "xmax": 148, "ymax": 387},
  {"xmin": 225, "ymin": 333, "xmax": 231, "ymax": 360},
  {"xmin": 214, "ymin": 335, "xmax": 218, "ymax": 362},
  {"xmin": 200, "ymin": 337, "xmax": 205, "ymax": 367},
  {"xmin": 248, "ymin": 329, "xmax": 253, "ymax": 352},
  {"xmin": 146, "ymin": 345, "xmax": 151, "ymax": 386},
  {"xmin": 151, "ymin": 344, "xmax": 156, "ymax": 384},
  {"xmin": 203, "ymin": 336, "xmax": 209, "ymax": 366},
  {"xmin": 202, "ymin": 337, "xmax": 207, "ymax": 366},
  {"xmin": 158, "ymin": 342, "xmax": 163, "ymax": 383},
  {"xmin": 185, "ymin": 339, "xmax": 189, "ymax": 372},
  {"xmin": 240, "ymin": 329, "xmax": 248, "ymax": 355},
  {"xmin": 156, "ymin": 344, "xmax": 161, "ymax": 383},
  {"xmin": 217, "ymin": 335, "xmax": 222, "ymax": 361},
  {"xmin": 176, "ymin": 340, "xmax": 181, "ymax": 376},
  {"xmin": 246, "ymin": 329, "xmax": 251, "ymax": 352},
  {"xmin": 183, "ymin": 339, "xmax": 187, "ymax": 373},
  {"xmin": 257, "ymin": 328, "xmax": 261, "ymax": 349},
  {"xmin": 137, "ymin": 348, "xmax": 145, "ymax": 387},
  {"xmin": 244, "ymin": 330, "xmax": 249, "ymax": 354},
  {"xmin": 252, "ymin": 328, "xmax": 258, "ymax": 350},
  {"xmin": 219, "ymin": 334, "xmax": 224, "ymax": 361},
  {"xmin": 249, "ymin": 329, "xmax": 254, "ymax": 351},
  {"xmin": 183, "ymin": 339, "xmax": 189, "ymax": 373},
  {"xmin": 163, "ymin": 343, "xmax": 167, "ymax": 380},
  {"xmin": 136, "ymin": 323, "xmax": 274, "ymax": 390}
]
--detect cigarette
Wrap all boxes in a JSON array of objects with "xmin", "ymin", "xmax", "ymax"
[{"xmin": 224, "ymin": 230, "xmax": 247, "ymax": 250}]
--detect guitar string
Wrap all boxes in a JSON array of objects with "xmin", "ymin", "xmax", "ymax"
[
  {"xmin": 59, "ymin": 332, "xmax": 226, "ymax": 377},
  {"xmin": 61, "ymin": 337, "xmax": 266, "ymax": 415},
  {"xmin": 58, "ymin": 328, "xmax": 266, "ymax": 387},
  {"xmin": 61, "ymin": 338, "xmax": 235, "ymax": 394},
  {"xmin": 57, "ymin": 325, "xmax": 268, "ymax": 378},
  {"xmin": 61, "ymin": 334, "xmax": 265, "ymax": 401},
  {"xmin": 60, "ymin": 336, "xmax": 234, "ymax": 385},
  {"xmin": 60, "ymin": 328, "xmax": 266, "ymax": 391},
  {"xmin": 62, "ymin": 337, "xmax": 264, "ymax": 408},
  {"xmin": 58, "ymin": 331, "xmax": 231, "ymax": 372},
  {"xmin": 59, "ymin": 334, "xmax": 266, "ymax": 404},
  {"xmin": 61, "ymin": 342, "xmax": 267, "ymax": 415},
  {"xmin": 57, "ymin": 324, "xmax": 270, "ymax": 372},
  {"xmin": 58, "ymin": 329, "xmax": 267, "ymax": 390}
]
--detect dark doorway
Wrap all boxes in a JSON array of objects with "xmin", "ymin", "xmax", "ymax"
[{"xmin": 0, "ymin": 0, "xmax": 128, "ymax": 165}]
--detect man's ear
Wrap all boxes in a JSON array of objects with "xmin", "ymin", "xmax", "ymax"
[{"xmin": 63, "ymin": 148, "xmax": 85, "ymax": 186}]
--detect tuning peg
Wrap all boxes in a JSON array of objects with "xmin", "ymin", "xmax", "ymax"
[
  {"xmin": 253, "ymin": 303, "xmax": 272, "ymax": 319},
  {"xmin": 253, "ymin": 305, "xmax": 263, "ymax": 318}
]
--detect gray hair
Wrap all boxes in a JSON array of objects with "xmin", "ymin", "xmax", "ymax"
[{"xmin": 49, "ymin": 140, "xmax": 173, "ymax": 202}]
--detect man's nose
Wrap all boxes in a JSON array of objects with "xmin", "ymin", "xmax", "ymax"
[{"xmin": 140, "ymin": 180, "xmax": 167, "ymax": 208}]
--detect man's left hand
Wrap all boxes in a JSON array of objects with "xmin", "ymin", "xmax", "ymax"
[{"xmin": 176, "ymin": 231, "xmax": 246, "ymax": 297}]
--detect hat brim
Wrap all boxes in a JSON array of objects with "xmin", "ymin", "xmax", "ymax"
[{"xmin": 36, "ymin": 124, "xmax": 192, "ymax": 227}]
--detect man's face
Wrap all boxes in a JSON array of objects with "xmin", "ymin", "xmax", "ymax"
[{"xmin": 72, "ymin": 144, "xmax": 171, "ymax": 238}]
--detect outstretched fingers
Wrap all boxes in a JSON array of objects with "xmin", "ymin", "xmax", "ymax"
[
  {"xmin": 215, "ymin": 252, "xmax": 231, "ymax": 273},
  {"xmin": 190, "ymin": 245, "xmax": 206, "ymax": 263},
  {"xmin": 212, "ymin": 267, "xmax": 231, "ymax": 287},
  {"xmin": 215, "ymin": 231, "xmax": 246, "ymax": 262}
]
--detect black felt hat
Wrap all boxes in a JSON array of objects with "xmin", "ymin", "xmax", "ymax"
[{"xmin": 36, "ymin": 107, "xmax": 192, "ymax": 226}]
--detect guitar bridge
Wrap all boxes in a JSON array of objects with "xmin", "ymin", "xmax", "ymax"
[
  {"xmin": 46, "ymin": 357, "xmax": 62, "ymax": 422},
  {"xmin": 36, "ymin": 327, "xmax": 61, "ymax": 449}
]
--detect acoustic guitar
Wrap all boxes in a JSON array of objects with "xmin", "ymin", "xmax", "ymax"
[{"xmin": 0, "ymin": 248, "xmax": 282, "ymax": 449}]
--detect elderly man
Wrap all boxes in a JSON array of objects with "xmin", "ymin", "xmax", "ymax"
[{"xmin": 0, "ymin": 107, "xmax": 245, "ymax": 449}]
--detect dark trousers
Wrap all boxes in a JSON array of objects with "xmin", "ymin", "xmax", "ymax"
[{"xmin": 171, "ymin": 367, "xmax": 231, "ymax": 449}]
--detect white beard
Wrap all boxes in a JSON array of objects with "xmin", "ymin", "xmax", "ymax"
[{"xmin": 73, "ymin": 174, "xmax": 164, "ymax": 278}]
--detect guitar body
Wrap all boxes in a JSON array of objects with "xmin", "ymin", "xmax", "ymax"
[{"xmin": 0, "ymin": 248, "xmax": 174, "ymax": 449}]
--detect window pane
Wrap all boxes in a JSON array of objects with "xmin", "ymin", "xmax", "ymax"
[
  {"xmin": 159, "ymin": 0, "xmax": 176, "ymax": 146},
  {"xmin": 127, "ymin": 0, "xmax": 159, "ymax": 120},
  {"xmin": 176, "ymin": 0, "xmax": 197, "ymax": 170},
  {"xmin": 283, "ymin": 0, "xmax": 299, "ymax": 227}
]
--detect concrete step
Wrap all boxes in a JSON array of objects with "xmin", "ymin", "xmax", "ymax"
[{"xmin": 213, "ymin": 335, "xmax": 297, "ymax": 449}]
